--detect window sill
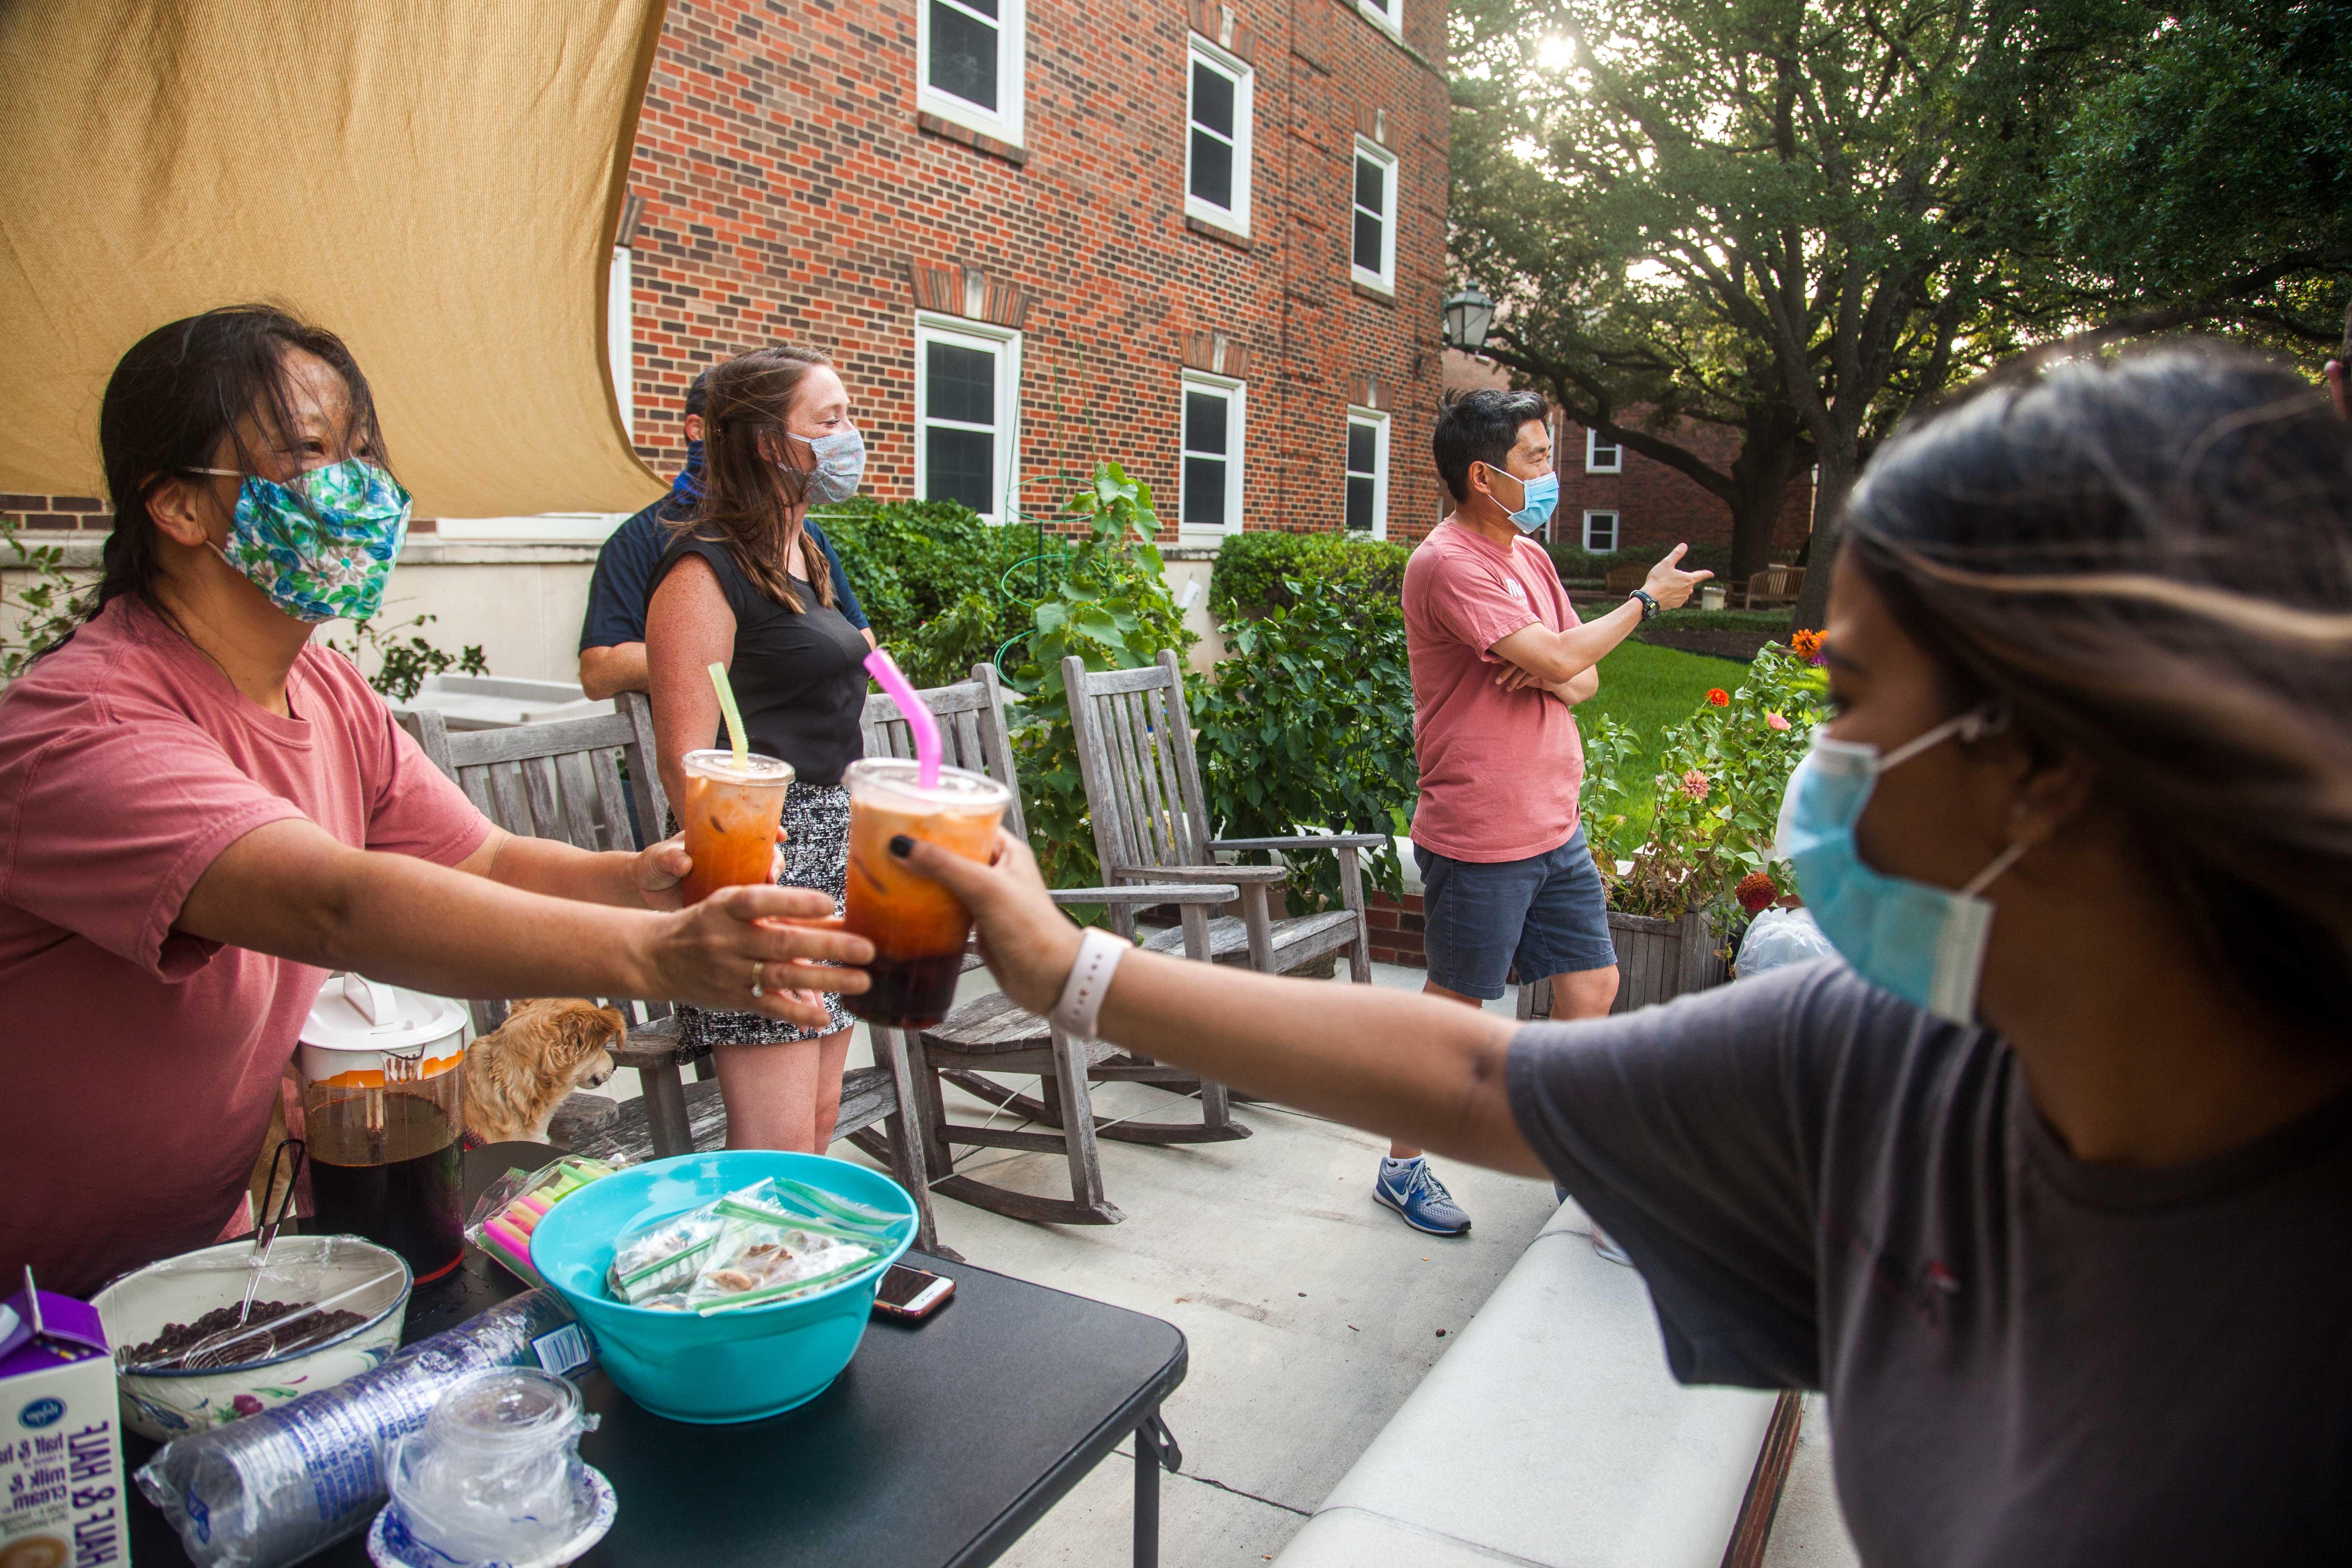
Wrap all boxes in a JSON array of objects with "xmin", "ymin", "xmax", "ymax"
[
  {"xmin": 1185, "ymin": 213, "xmax": 1253, "ymax": 251},
  {"xmin": 1350, "ymin": 278, "xmax": 1397, "ymax": 305},
  {"xmin": 918, "ymin": 110, "xmax": 1028, "ymax": 167}
]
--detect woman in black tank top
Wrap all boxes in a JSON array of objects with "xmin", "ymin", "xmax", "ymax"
[{"xmin": 645, "ymin": 346, "xmax": 874, "ymax": 1150}]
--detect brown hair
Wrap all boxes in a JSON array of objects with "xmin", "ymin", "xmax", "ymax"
[
  {"xmin": 1844, "ymin": 340, "xmax": 2352, "ymax": 1039},
  {"xmin": 678, "ymin": 346, "xmax": 838, "ymax": 612}
]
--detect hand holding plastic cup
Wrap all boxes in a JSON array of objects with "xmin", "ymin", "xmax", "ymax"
[
  {"xmin": 843, "ymin": 651, "xmax": 1009, "ymax": 1028},
  {"xmin": 678, "ymin": 663, "xmax": 792, "ymax": 906}
]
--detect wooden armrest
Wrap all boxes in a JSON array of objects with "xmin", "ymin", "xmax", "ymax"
[
  {"xmin": 613, "ymin": 1014, "xmax": 682, "ymax": 1070},
  {"xmin": 1114, "ymin": 864, "xmax": 1288, "ymax": 885},
  {"xmin": 1209, "ymin": 834, "xmax": 1389, "ymax": 852},
  {"xmin": 1051, "ymin": 884, "xmax": 1239, "ymax": 905}
]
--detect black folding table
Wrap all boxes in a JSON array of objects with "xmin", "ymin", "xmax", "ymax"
[{"xmin": 125, "ymin": 1143, "xmax": 1189, "ymax": 1567}]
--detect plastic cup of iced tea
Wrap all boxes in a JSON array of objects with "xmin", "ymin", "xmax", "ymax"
[
  {"xmin": 841, "ymin": 757, "xmax": 1011, "ymax": 1029},
  {"xmin": 677, "ymin": 750, "xmax": 794, "ymax": 905}
]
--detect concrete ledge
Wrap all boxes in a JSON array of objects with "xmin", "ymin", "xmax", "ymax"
[{"xmin": 1275, "ymin": 1201, "xmax": 1775, "ymax": 1568}]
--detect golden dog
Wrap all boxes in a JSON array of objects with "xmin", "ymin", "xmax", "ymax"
[{"xmin": 465, "ymin": 998, "xmax": 626, "ymax": 1144}]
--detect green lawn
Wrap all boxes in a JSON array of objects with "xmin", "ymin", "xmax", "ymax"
[{"xmin": 1576, "ymin": 640, "xmax": 1739, "ymax": 840}]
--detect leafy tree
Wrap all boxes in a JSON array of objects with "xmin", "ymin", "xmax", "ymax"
[
  {"xmin": 1449, "ymin": 82, "xmax": 1814, "ymax": 584},
  {"xmin": 2042, "ymin": 0, "xmax": 2352, "ymax": 351},
  {"xmin": 1450, "ymin": 0, "xmax": 2127, "ymax": 627}
]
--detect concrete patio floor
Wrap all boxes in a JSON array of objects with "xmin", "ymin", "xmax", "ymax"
[{"xmin": 805, "ymin": 959, "xmax": 1859, "ymax": 1567}]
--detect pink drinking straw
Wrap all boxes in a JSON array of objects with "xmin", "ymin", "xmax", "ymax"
[{"xmin": 864, "ymin": 648, "xmax": 943, "ymax": 790}]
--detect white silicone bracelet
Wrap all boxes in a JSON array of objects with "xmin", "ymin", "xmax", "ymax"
[{"xmin": 1048, "ymin": 927, "xmax": 1127, "ymax": 1040}]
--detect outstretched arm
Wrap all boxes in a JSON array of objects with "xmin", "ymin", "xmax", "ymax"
[
  {"xmin": 895, "ymin": 830, "xmax": 1549, "ymax": 1178},
  {"xmin": 181, "ymin": 818, "xmax": 872, "ymax": 1025},
  {"xmin": 1490, "ymin": 544, "xmax": 1711, "ymax": 684}
]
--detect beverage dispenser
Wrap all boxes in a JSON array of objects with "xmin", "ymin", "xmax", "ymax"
[{"xmin": 297, "ymin": 974, "xmax": 469, "ymax": 1282}]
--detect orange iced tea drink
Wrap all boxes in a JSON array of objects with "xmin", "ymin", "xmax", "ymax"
[
  {"xmin": 677, "ymin": 750, "xmax": 794, "ymax": 905},
  {"xmin": 841, "ymin": 758, "xmax": 1011, "ymax": 1028}
]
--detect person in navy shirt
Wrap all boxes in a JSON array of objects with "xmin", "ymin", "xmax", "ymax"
[{"xmin": 578, "ymin": 368, "xmax": 869, "ymax": 698}]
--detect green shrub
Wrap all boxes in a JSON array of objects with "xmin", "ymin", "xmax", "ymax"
[
  {"xmin": 1581, "ymin": 643, "xmax": 1826, "ymax": 920},
  {"xmin": 1193, "ymin": 572, "xmax": 1415, "ymax": 908},
  {"xmin": 1003, "ymin": 464, "xmax": 1197, "ymax": 891},
  {"xmin": 1208, "ymin": 530, "xmax": 1412, "ymax": 615},
  {"xmin": 812, "ymin": 496, "xmax": 1042, "ymax": 681},
  {"xmin": 0, "ymin": 515, "xmax": 85, "ymax": 680}
]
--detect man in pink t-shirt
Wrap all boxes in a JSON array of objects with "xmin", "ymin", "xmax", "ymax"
[{"xmin": 1380, "ymin": 389, "xmax": 1708, "ymax": 1238}]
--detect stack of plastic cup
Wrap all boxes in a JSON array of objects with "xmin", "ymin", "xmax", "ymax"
[{"xmin": 371, "ymin": 1368, "xmax": 613, "ymax": 1567}]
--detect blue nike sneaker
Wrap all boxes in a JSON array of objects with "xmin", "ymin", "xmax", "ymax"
[{"xmin": 1374, "ymin": 1158, "xmax": 1471, "ymax": 1236}]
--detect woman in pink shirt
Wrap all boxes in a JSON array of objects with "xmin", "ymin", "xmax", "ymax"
[{"xmin": 0, "ymin": 306, "xmax": 873, "ymax": 1297}]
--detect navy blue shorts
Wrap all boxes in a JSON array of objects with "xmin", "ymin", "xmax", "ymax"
[{"xmin": 1416, "ymin": 828, "xmax": 1617, "ymax": 1000}]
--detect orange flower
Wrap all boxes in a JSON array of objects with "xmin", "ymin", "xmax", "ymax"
[
  {"xmin": 1705, "ymin": 688, "xmax": 1730, "ymax": 707},
  {"xmin": 1736, "ymin": 871, "xmax": 1777, "ymax": 914},
  {"xmin": 1790, "ymin": 628, "xmax": 1824, "ymax": 661}
]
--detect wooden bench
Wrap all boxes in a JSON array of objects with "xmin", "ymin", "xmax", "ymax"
[
  {"xmin": 1732, "ymin": 564, "xmax": 1805, "ymax": 609},
  {"xmin": 1603, "ymin": 563, "xmax": 1650, "ymax": 594}
]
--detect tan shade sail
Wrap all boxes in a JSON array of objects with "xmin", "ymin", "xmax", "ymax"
[{"xmin": 0, "ymin": 0, "xmax": 666, "ymax": 520}]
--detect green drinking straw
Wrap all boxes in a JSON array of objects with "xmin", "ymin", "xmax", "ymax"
[{"xmin": 707, "ymin": 661, "xmax": 749, "ymax": 769}]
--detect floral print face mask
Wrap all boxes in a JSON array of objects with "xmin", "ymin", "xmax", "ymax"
[{"xmin": 193, "ymin": 459, "xmax": 411, "ymax": 623}]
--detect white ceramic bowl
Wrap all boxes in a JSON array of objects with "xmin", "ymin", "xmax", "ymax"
[{"xmin": 93, "ymin": 1234, "xmax": 412, "ymax": 1441}]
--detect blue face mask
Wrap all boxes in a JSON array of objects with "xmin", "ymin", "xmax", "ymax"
[
  {"xmin": 1486, "ymin": 465, "xmax": 1558, "ymax": 533},
  {"xmin": 1774, "ymin": 705, "xmax": 2030, "ymax": 1024},
  {"xmin": 195, "ymin": 459, "xmax": 410, "ymax": 623}
]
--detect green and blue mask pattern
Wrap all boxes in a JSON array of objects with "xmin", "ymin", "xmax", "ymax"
[{"xmin": 199, "ymin": 459, "xmax": 411, "ymax": 623}]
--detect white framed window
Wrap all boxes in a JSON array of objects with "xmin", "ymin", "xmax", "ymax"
[
  {"xmin": 607, "ymin": 245, "xmax": 634, "ymax": 440},
  {"xmin": 1186, "ymin": 38, "xmax": 1253, "ymax": 236},
  {"xmin": 915, "ymin": 313, "xmax": 1022, "ymax": 523},
  {"xmin": 1583, "ymin": 510, "xmax": 1619, "ymax": 553},
  {"xmin": 1179, "ymin": 371, "xmax": 1246, "ymax": 541},
  {"xmin": 1350, "ymin": 138, "xmax": 1398, "ymax": 292},
  {"xmin": 1586, "ymin": 427, "xmax": 1622, "ymax": 473},
  {"xmin": 1345, "ymin": 407, "xmax": 1389, "ymax": 539},
  {"xmin": 1356, "ymin": 0, "xmax": 1403, "ymax": 36},
  {"xmin": 918, "ymin": 0, "xmax": 1025, "ymax": 147}
]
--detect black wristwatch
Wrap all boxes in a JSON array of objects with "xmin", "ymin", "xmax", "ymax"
[{"xmin": 1628, "ymin": 588, "xmax": 1661, "ymax": 622}]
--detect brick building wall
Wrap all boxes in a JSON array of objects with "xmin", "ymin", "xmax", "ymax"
[
  {"xmin": 1440, "ymin": 348, "xmax": 1813, "ymax": 556},
  {"xmin": 1553, "ymin": 415, "xmax": 1812, "ymax": 557},
  {"xmin": 621, "ymin": 0, "xmax": 1453, "ymax": 544}
]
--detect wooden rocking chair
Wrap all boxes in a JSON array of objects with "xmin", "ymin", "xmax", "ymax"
[
  {"xmin": 1064, "ymin": 649, "xmax": 1384, "ymax": 985},
  {"xmin": 854, "ymin": 664, "xmax": 1238, "ymax": 1226}
]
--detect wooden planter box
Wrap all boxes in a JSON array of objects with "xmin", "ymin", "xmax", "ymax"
[{"xmin": 1515, "ymin": 909, "xmax": 1729, "ymax": 1021}]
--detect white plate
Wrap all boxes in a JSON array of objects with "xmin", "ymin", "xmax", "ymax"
[{"xmin": 366, "ymin": 1461, "xmax": 616, "ymax": 1568}]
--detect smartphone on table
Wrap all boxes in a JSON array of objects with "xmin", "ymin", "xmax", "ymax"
[{"xmin": 872, "ymin": 1264, "xmax": 954, "ymax": 1321}]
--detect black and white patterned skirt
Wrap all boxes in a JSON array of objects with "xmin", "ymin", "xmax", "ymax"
[{"xmin": 672, "ymin": 780, "xmax": 852, "ymax": 1058}]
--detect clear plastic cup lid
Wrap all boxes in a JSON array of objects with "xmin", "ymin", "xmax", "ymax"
[
  {"xmin": 844, "ymin": 756, "xmax": 1011, "ymax": 812},
  {"xmin": 682, "ymin": 749, "xmax": 794, "ymax": 784},
  {"xmin": 423, "ymin": 1367, "xmax": 587, "ymax": 1457}
]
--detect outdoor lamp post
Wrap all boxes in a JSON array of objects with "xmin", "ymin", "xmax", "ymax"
[{"xmin": 1442, "ymin": 286, "xmax": 1495, "ymax": 352}]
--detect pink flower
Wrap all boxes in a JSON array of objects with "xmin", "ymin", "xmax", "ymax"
[
  {"xmin": 1679, "ymin": 769, "xmax": 1710, "ymax": 801},
  {"xmin": 1767, "ymin": 712, "xmax": 1790, "ymax": 731},
  {"xmin": 232, "ymin": 1394, "xmax": 264, "ymax": 1418}
]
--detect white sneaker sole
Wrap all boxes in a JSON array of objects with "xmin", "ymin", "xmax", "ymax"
[{"xmin": 1373, "ymin": 1181, "xmax": 1471, "ymax": 1236}]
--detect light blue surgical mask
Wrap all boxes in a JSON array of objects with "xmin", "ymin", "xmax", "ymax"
[
  {"xmin": 1773, "ymin": 705, "xmax": 2030, "ymax": 1024},
  {"xmin": 1489, "ymin": 466, "xmax": 1558, "ymax": 534},
  {"xmin": 785, "ymin": 424, "xmax": 865, "ymax": 506}
]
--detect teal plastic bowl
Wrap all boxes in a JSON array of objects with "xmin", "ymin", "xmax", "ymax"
[{"xmin": 529, "ymin": 1150, "xmax": 915, "ymax": 1424}]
